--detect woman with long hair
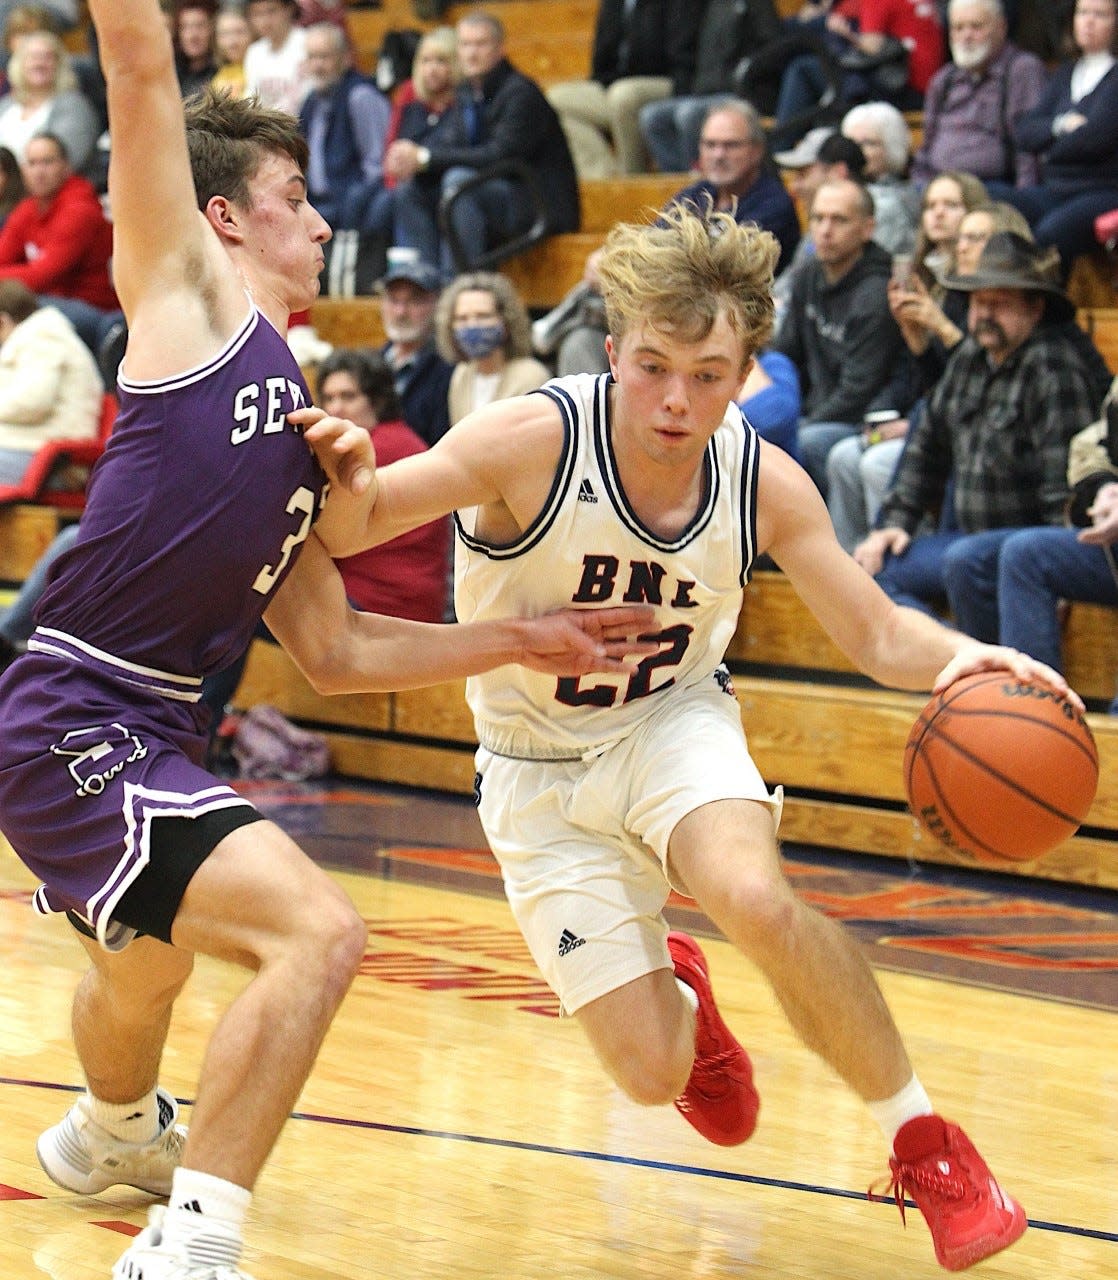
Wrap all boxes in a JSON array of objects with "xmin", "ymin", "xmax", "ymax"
[
  {"xmin": 383, "ymin": 26, "xmax": 459, "ymax": 186},
  {"xmin": 0, "ymin": 28, "xmax": 98, "ymax": 173},
  {"xmin": 886, "ymin": 169, "xmax": 990, "ymax": 392}
]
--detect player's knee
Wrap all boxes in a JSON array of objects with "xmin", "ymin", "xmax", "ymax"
[
  {"xmin": 614, "ymin": 1042, "xmax": 691, "ymax": 1106},
  {"xmin": 301, "ymin": 898, "xmax": 368, "ymax": 999},
  {"xmin": 718, "ymin": 874, "xmax": 801, "ymax": 963},
  {"xmin": 589, "ymin": 1009, "xmax": 692, "ymax": 1105},
  {"xmin": 92, "ymin": 951, "xmax": 193, "ymax": 1022}
]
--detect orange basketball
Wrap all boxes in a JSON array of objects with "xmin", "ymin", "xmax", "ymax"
[{"xmin": 904, "ymin": 672, "xmax": 1099, "ymax": 864}]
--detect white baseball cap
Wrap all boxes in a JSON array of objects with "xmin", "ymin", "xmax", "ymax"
[{"xmin": 773, "ymin": 127, "xmax": 835, "ymax": 170}]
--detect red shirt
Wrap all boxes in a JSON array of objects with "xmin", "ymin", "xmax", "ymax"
[
  {"xmin": 858, "ymin": 0, "xmax": 944, "ymax": 94},
  {"xmin": 0, "ymin": 175, "xmax": 118, "ymax": 311},
  {"xmin": 335, "ymin": 419, "xmax": 451, "ymax": 623}
]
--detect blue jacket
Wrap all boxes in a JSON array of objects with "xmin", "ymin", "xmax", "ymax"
[
  {"xmin": 1015, "ymin": 61, "xmax": 1118, "ymax": 189},
  {"xmin": 299, "ymin": 70, "xmax": 391, "ymax": 214},
  {"xmin": 381, "ymin": 339, "xmax": 454, "ymax": 447},
  {"xmin": 666, "ymin": 172, "xmax": 801, "ymax": 274}
]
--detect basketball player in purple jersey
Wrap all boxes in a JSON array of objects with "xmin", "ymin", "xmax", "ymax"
[
  {"xmin": 0, "ymin": 3, "xmax": 654, "ymax": 1278},
  {"xmin": 327, "ymin": 204, "xmax": 1080, "ymax": 1272}
]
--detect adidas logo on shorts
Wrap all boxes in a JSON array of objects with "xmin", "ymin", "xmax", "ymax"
[{"xmin": 558, "ymin": 928, "xmax": 586, "ymax": 956}]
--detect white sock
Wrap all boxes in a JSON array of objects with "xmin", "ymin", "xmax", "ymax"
[
  {"xmin": 163, "ymin": 1168, "xmax": 251, "ymax": 1269},
  {"xmin": 82, "ymin": 1087, "xmax": 160, "ymax": 1144},
  {"xmin": 867, "ymin": 1075, "xmax": 933, "ymax": 1146},
  {"xmin": 675, "ymin": 976, "xmax": 699, "ymax": 1014}
]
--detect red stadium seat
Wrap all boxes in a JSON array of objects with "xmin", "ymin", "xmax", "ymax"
[{"xmin": 0, "ymin": 392, "xmax": 117, "ymax": 511}]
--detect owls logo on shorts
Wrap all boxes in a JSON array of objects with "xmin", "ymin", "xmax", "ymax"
[{"xmin": 50, "ymin": 723, "xmax": 148, "ymax": 798}]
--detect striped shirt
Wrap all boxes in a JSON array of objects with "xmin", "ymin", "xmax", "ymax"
[{"xmin": 880, "ymin": 325, "xmax": 1099, "ymax": 534}]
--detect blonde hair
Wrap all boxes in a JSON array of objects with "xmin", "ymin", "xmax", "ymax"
[
  {"xmin": 7, "ymin": 29, "xmax": 77, "ymax": 98},
  {"xmin": 5, "ymin": 5, "xmax": 57, "ymax": 51},
  {"xmin": 435, "ymin": 271, "xmax": 534, "ymax": 362},
  {"xmin": 413, "ymin": 26, "xmax": 460, "ymax": 100},
  {"xmin": 596, "ymin": 204, "xmax": 777, "ymax": 366},
  {"xmin": 980, "ymin": 200, "xmax": 1034, "ymax": 241}
]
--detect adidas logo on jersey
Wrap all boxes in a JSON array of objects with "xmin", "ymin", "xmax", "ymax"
[
  {"xmin": 558, "ymin": 928, "xmax": 586, "ymax": 956},
  {"xmin": 577, "ymin": 478, "xmax": 598, "ymax": 503}
]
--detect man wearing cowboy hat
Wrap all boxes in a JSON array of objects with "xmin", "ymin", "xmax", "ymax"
[{"xmin": 854, "ymin": 231, "xmax": 1109, "ymax": 634}]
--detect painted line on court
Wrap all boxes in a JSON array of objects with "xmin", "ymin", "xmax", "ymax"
[{"xmin": 3, "ymin": 1076, "xmax": 1112, "ymax": 1246}]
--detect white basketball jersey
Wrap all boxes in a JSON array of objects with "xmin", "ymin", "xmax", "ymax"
[{"xmin": 455, "ymin": 373, "xmax": 762, "ymax": 759}]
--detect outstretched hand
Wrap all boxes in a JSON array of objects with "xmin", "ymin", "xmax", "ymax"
[
  {"xmin": 932, "ymin": 642, "xmax": 1085, "ymax": 713},
  {"xmin": 518, "ymin": 606, "xmax": 660, "ymax": 676},
  {"xmin": 290, "ymin": 406, "xmax": 377, "ymax": 498}
]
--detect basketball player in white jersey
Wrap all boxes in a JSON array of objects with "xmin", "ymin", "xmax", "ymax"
[{"xmin": 317, "ymin": 204, "xmax": 1079, "ymax": 1271}]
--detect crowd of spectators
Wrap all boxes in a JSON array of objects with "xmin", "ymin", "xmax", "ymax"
[{"xmin": 0, "ymin": 0, "xmax": 1114, "ymax": 713}]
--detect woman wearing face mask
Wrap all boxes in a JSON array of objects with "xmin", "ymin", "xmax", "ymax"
[{"xmin": 436, "ymin": 271, "xmax": 550, "ymax": 426}]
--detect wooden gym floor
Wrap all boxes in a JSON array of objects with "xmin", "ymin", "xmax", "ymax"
[{"xmin": 1, "ymin": 779, "xmax": 1115, "ymax": 1279}]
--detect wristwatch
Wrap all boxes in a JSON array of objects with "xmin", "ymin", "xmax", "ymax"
[{"xmin": 415, "ymin": 146, "xmax": 431, "ymax": 171}]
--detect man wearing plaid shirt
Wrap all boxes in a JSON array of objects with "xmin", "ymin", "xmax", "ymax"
[{"xmin": 853, "ymin": 232, "xmax": 1110, "ymax": 635}]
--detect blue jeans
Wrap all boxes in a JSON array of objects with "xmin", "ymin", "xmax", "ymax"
[
  {"xmin": 0, "ymin": 446, "xmax": 32, "ymax": 486},
  {"xmin": 393, "ymin": 167, "xmax": 535, "ymax": 273},
  {"xmin": 798, "ymin": 420, "xmax": 860, "ymax": 497},
  {"xmin": 990, "ymin": 183, "xmax": 1118, "ymax": 276},
  {"xmin": 941, "ymin": 528, "xmax": 1032, "ymax": 642},
  {"xmin": 0, "ymin": 522, "xmax": 78, "ymax": 647},
  {"xmin": 878, "ymin": 527, "xmax": 1023, "ymax": 636},
  {"xmin": 776, "ymin": 54, "xmax": 830, "ymax": 125},
  {"xmin": 875, "ymin": 530, "xmax": 961, "ymax": 618},
  {"xmin": 997, "ymin": 526, "xmax": 1118, "ymax": 671},
  {"xmin": 878, "ymin": 525, "xmax": 1118, "ymax": 697},
  {"xmin": 638, "ymin": 95, "xmax": 723, "ymax": 173}
]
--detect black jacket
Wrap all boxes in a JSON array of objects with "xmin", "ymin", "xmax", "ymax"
[
  {"xmin": 772, "ymin": 241, "xmax": 905, "ymax": 424},
  {"xmin": 690, "ymin": 0, "xmax": 782, "ymax": 96},
  {"xmin": 381, "ymin": 339, "xmax": 454, "ymax": 448},
  {"xmin": 591, "ymin": 0, "xmax": 702, "ymax": 95},
  {"xmin": 423, "ymin": 58, "xmax": 580, "ymax": 235}
]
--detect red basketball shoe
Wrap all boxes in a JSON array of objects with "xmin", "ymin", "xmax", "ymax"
[
  {"xmin": 880, "ymin": 1114, "xmax": 1027, "ymax": 1271},
  {"xmin": 667, "ymin": 931, "xmax": 759, "ymax": 1146}
]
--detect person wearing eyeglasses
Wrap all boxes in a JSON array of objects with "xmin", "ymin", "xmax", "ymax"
[
  {"xmin": 665, "ymin": 99, "xmax": 800, "ymax": 273},
  {"xmin": 532, "ymin": 99, "xmax": 799, "ymax": 379}
]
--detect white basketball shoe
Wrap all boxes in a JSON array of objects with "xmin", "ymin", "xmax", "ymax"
[
  {"xmin": 37, "ymin": 1088, "xmax": 186, "ymax": 1196},
  {"xmin": 112, "ymin": 1207, "xmax": 254, "ymax": 1280}
]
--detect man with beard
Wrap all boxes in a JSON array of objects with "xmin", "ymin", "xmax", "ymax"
[
  {"xmin": 910, "ymin": 0, "xmax": 1046, "ymax": 188},
  {"xmin": 375, "ymin": 255, "xmax": 453, "ymax": 445},
  {"xmin": 854, "ymin": 232, "xmax": 1105, "ymax": 633}
]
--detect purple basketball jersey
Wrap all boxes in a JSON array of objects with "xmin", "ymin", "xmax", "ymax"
[
  {"xmin": 0, "ymin": 307, "xmax": 328, "ymax": 942},
  {"xmin": 37, "ymin": 306, "xmax": 327, "ymax": 677}
]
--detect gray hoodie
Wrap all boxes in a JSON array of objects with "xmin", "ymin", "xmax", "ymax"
[{"xmin": 772, "ymin": 239, "xmax": 904, "ymax": 426}]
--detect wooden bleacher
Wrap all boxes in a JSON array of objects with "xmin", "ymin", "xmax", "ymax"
[
  {"xmin": 0, "ymin": 505, "xmax": 73, "ymax": 586},
  {"xmin": 729, "ymin": 570, "xmax": 1118, "ymax": 708},
  {"xmin": 346, "ymin": 0, "xmax": 596, "ymax": 86}
]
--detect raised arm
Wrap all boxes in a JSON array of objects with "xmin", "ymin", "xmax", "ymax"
[{"xmin": 90, "ymin": 0, "xmax": 217, "ymax": 327}]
